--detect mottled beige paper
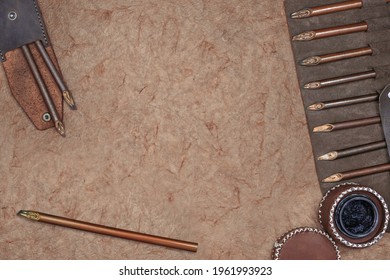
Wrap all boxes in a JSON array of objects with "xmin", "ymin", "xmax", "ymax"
[{"xmin": 0, "ymin": 0, "xmax": 389, "ymax": 259}]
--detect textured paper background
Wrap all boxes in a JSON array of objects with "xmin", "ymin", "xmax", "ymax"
[{"xmin": 0, "ymin": 0, "xmax": 389, "ymax": 259}]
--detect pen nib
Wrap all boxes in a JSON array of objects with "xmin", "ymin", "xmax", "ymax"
[
  {"xmin": 304, "ymin": 82, "xmax": 322, "ymax": 89},
  {"xmin": 307, "ymin": 103, "xmax": 325, "ymax": 111},
  {"xmin": 291, "ymin": 9, "xmax": 312, "ymax": 19},
  {"xmin": 313, "ymin": 124, "xmax": 334, "ymax": 133},
  {"xmin": 63, "ymin": 90, "xmax": 77, "ymax": 110},
  {"xmin": 301, "ymin": 56, "xmax": 322, "ymax": 66},
  {"xmin": 55, "ymin": 121, "xmax": 66, "ymax": 137},
  {"xmin": 322, "ymin": 173, "xmax": 343, "ymax": 183},
  {"xmin": 17, "ymin": 210, "xmax": 41, "ymax": 221},
  {"xmin": 292, "ymin": 31, "xmax": 316, "ymax": 41},
  {"xmin": 318, "ymin": 151, "xmax": 338, "ymax": 161}
]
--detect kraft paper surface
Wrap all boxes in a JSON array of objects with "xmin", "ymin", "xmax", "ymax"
[{"xmin": 0, "ymin": 0, "xmax": 389, "ymax": 260}]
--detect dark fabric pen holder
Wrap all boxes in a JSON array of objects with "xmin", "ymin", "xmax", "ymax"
[{"xmin": 284, "ymin": 0, "xmax": 390, "ymax": 230}]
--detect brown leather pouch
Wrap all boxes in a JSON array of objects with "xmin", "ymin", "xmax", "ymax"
[{"xmin": 0, "ymin": 0, "xmax": 63, "ymax": 130}]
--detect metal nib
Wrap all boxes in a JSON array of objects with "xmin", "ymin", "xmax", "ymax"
[
  {"xmin": 292, "ymin": 31, "xmax": 316, "ymax": 41},
  {"xmin": 63, "ymin": 90, "xmax": 77, "ymax": 110},
  {"xmin": 313, "ymin": 124, "xmax": 334, "ymax": 133},
  {"xmin": 322, "ymin": 173, "xmax": 343, "ymax": 183},
  {"xmin": 291, "ymin": 9, "xmax": 312, "ymax": 19},
  {"xmin": 318, "ymin": 151, "xmax": 338, "ymax": 161},
  {"xmin": 300, "ymin": 56, "xmax": 322, "ymax": 66},
  {"xmin": 55, "ymin": 121, "xmax": 66, "ymax": 137},
  {"xmin": 17, "ymin": 210, "xmax": 41, "ymax": 221},
  {"xmin": 307, "ymin": 103, "xmax": 325, "ymax": 111},
  {"xmin": 304, "ymin": 82, "xmax": 322, "ymax": 89}
]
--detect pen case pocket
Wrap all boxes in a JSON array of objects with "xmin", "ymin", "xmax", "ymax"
[
  {"xmin": 285, "ymin": 0, "xmax": 390, "ymax": 227},
  {"xmin": 2, "ymin": 45, "xmax": 63, "ymax": 130},
  {"xmin": 0, "ymin": 0, "xmax": 63, "ymax": 130}
]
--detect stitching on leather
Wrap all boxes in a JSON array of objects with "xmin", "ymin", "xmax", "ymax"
[{"xmin": 33, "ymin": 0, "xmax": 48, "ymax": 44}]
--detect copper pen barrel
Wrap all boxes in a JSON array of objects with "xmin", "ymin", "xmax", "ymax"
[
  {"xmin": 291, "ymin": 1, "xmax": 390, "ymax": 19},
  {"xmin": 311, "ymin": 22, "xmax": 368, "ymax": 39},
  {"xmin": 293, "ymin": 22, "xmax": 368, "ymax": 41},
  {"xmin": 336, "ymin": 163, "xmax": 390, "ymax": 181},
  {"xmin": 305, "ymin": 70, "xmax": 376, "ymax": 89},
  {"xmin": 308, "ymin": 93, "xmax": 379, "ymax": 111},
  {"xmin": 335, "ymin": 141, "xmax": 386, "ymax": 158},
  {"xmin": 301, "ymin": 47, "xmax": 373, "ymax": 66},
  {"xmin": 29, "ymin": 212, "xmax": 198, "ymax": 252},
  {"xmin": 291, "ymin": 0, "xmax": 363, "ymax": 18},
  {"xmin": 307, "ymin": 0, "xmax": 363, "ymax": 17}
]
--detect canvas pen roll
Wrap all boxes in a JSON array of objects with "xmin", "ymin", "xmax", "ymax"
[{"xmin": 291, "ymin": 0, "xmax": 390, "ymax": 19}]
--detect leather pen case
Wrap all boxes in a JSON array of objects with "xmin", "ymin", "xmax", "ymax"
[{"xmin": 0, "ymin": 0, "xmax": 63, "ymax": 130}]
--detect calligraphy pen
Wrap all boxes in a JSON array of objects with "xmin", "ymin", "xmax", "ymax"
[
  {"xmin": 293, "ymin": 22, "xmax": 368, "ymax": 41},
  {"xmin": 18, "ymin": 210, "xmax": 198, "ymax": 252},
  {"xmin": 313, "ymin": 116, "xmax": 381, "ymax": 133},
  {"xmin": 291, "ymin": 0, "xmax": 390, "ymax": 19},
  {"xmin": 308, "ymin": 93, "xmax": 379, "ymax": 111},
  {"xmin": 21, "ymin": 42, "xmax": 76, "ymax": 136},
  {"xmin": 322, "ymin": 163, "xmax": 390, "ymax": 182},
  {"xmin": 304, "ymin": 70, "xmax": 376, "ymax": 89},
  {"xmin": 318, "ymin": 140, "xmax": 386, "ymax": 161},
  {"xmin": 301, "ymin": 46, "xmax": 373, "ymax": 66}
]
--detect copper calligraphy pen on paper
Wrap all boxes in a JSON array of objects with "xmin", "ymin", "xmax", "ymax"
[
  {"xmin": 313, "ymin": 116, "xmax": 381, "ymax": 133},
  {"xmin": 322, "ymin": 163, "xmax": 390, "ymax": 182},
  {"xmin": 18, "ymin": 210, "xmax": 198, "ymax": 252},
  {"xmin": 318, "ymin": 140, "xmax": 386, "ymax": 161},
  {"xmin": 291, "ymin": 0, "xmax": 390, "ymax": 19}
]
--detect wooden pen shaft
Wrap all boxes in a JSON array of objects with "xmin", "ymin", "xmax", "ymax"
[
  {"xmin": 37, "ymin": 212, "xmax": 198, "ymax": 252},
  {"xmin": 336, "ymin": 140, "xmax": 386, "ymax": 158},
  {"xmin": 341, "ymin": 163, "xmax": 390, "ymax": 181}
]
